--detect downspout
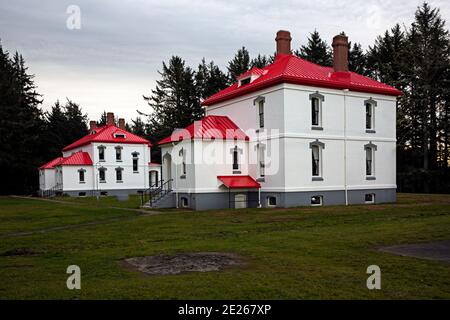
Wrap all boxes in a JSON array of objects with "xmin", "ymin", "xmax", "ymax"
[
  {"xmin": 343, "ymin": 89, "xmax": 349, "ymax": 206},
  {"xmin": 258, "ymin": 187, "xmax": 261, "ymax": 208},
  {"xmin": 172, "ymin": 142, "xmax": 178, "ymax": 208}
]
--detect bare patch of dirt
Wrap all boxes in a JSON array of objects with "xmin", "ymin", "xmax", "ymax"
[
  {"xmin": 379, "ymin": 240, "xmax": 450, "ymax": 263},
  {"xmin": 121, "ymin": 252, "xmax": 243, "ymax": 276}
]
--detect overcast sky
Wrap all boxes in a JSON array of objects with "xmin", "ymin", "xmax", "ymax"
[{"xmin": 1, "ymin": 0, "xmax": 449, "ymax": 121}]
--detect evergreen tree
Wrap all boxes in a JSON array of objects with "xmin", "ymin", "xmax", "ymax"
[
  {"xmin": 250, "ymin": 54, "xmax": 270, "ymax": 68},
  {"xmin": 97, "ymin": 111, "xmax": 108, "ymax": 126},
  {"xmin": 227, "ymin": 47, "xmax": 251, "ymax": 82},
  {"xmin": 130, "ymin": 117, "xmax": 147, "ymax": 137},
  {"xmin": 404, "ymin": 3, "xmax": 450, "ymax": 176},
  {"xmin": 0, "ymin": 43, "xmax": 45, "ymax": 194},
  {"xmin": 195, "ymin": 58, "xmax": 228, "ymax": 100},
  {"xmin": 143, "ymin": 56, "xmax": 203, "ymax": 143},
  {"xmin": 348, "ymin": 42, "xmax": 367, "ymax": 74},
  {"xmin": 44, "ymin": 99, "xmax": 88, "ymax": 159},
  {"xmin": 295, "ymin": 30, "xmax": 332, "ymax": 66}
]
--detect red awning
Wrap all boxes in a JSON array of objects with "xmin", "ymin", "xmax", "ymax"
[{"xmin": 218, "ymin": 175, "xmax": 261, "ymax": 189}]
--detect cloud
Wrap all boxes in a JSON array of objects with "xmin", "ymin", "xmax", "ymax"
[{"xmin": 1, "ymin": 0, "xmax": 449, "ymax": 121}]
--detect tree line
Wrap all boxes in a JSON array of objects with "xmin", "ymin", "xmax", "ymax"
[{"xmin": 0, "ymin": 2, "xmax": 448, "ymax": 194}]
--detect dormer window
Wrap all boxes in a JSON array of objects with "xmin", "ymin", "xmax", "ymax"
[
  {"xmin": 114, "ymin": 132, "xmax": 126, "ymax": 139},
  {"xmin": 239, "ymin": 77, "xmax": 251, "ymax": 86}
]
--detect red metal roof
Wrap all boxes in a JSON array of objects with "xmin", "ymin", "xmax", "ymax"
[
  {"xmin": 158, "ymin": 115, "xmax": 249, "ymax": 145},
  {"xmin": 202, "ymin": 54, "xmax": 402, "ymax": 106},
  {"xmin": 60, "ymin": 152, "xmax": 93, "ymax": 166},
  {"xmin": 39, "ymin": 157, "xmax": 64, "ymax": 169},
  {"xmin": 218, "ymin": 175, "xmax": 261, "ymax": 189},
  {"xmin": 62, "ymin": 124, "xmax": 151, "ymax": 152},
  {"xmin": 39, "ymin": 152, "xmax": 93, "ymax": 169}
]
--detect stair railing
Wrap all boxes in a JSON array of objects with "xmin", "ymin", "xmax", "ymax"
[{"xmin": 140, "ymin": 179, "xmax": 173, "ymax": 207}]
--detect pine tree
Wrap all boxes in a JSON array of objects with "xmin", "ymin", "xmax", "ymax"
[
  {"xmin": 130, "ymin": 117, "xmax": 147, "ymax": 137},
  {"xmin": 348, "ymin": 42, "xmax": 367, "ymax": 74},
  {"xmin": 143, "ymin": 56, "xmax": 203, "ymax": 143},
  {"xmin": 44, "ymin": 99, "xmax": 88, "ymax": 160},
  {"xmin": 404, "ymin": 3, "xmax": 450, "ymax": 176},
  {"xmin": 0, "ymin": 43, "xmax": 45, "ymax": 194},
  {"xmin": 195, "ymin": 58, "xmax": 228, "ymax": 100},
  {"xmin": 250, "ymin": 54, "xmax": 270, "ymax": 68},
  {"xmin": 97, "ymin": 111, "xmax": 107, "ymax": 126},
  {"xmin": 227, "ymin": 47, "xmax": 251, "ymax": 82},
  {"xmin": 295, "ymin": 30, "xmax": 332, "ymax": 66}
]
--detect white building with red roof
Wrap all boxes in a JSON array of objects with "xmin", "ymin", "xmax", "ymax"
[
  {"xmin": 39, "ymin": 112, "xmax": 161, "ymax": 197},
  {"xmin": 155, "ymin": 30, "xmax": 401, "ymax": 210}
]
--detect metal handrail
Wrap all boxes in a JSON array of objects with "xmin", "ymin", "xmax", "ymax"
[
  {"xmin": 41, "ymin": 183, "xmax": 63, "ymax": 198},
  {"xmin": 141, "ymin": 179, "xmax": 173, "ymax": 206}
]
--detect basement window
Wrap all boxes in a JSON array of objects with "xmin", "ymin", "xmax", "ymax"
[
  {"xmin": 311, "ymin": 195, "xmax": 323, "ymax": 206},
  {"xmin": 267, "ymin": 196, "xmax": 277, "ymax": 207},
  {"xmin": 180, "ymin": 197, "xmax": 188, "ymax": 208},
  {"xmin": 78, "ymin": 192, "xmax": 86, "ymax": 197},
  {"xmin": 365, "ymin": 193, "xmax": 375, "ymax": 204}
]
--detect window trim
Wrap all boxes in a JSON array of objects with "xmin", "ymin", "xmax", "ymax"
[
  {"xmin": 310, "ymin": 140, "xmax": 325, "ymax": 180},
  {"xmin": 309, "ymin": 92, "xmax": 324, "ymax": 130},
  {"xmin": 132, "ymin": 152, "xmax": 139, "ymax": 173},
  {"xmin": 78, "ymin": 168, "xmax": 86, "ymax": 184},
  {"xmin": 364, "ymin": 98, "xmax": 377, "ymax": 133},
  {"xmin": 115, "ymin": 167, "xmax": 124, "ymax": 183},
  {"xmin": 115, "ymin": 146, "xmax": 123, "ymax": 162},
  {"xmin": 257, "ymin": 143, "xmax": 266, "ymax": 180},
  {"xmin": 253, "ymin": 96, "xmax": 266, "ymax": 130},
  {"xmin": 364, "ymin": 142, "xmax": 377, "ymax": 179},
  {"xmin": 98, "ymin": 167, "xmax": 107, "ymax": 183},
  {"xmin": 98, "ymin": 145, "xmax": 106, "ymax": 162},
  {"xmin": 365, "ymin": 193, "xmax": 375, "ymax": 204},
  {"xmin": 267, "ymin": 196, "xmax": 277, "ymax": 207},
  {"xmin": 311, "ymin": 195, "xmax": 323, "ymax": 206}
]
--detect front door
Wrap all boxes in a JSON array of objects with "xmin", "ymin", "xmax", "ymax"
[
  {"xmin": 234, "ymin": 194, "xmax": 247, "ymax": 209},
  {"xmin": 149, "ymin": 170, "xmax": 159, "ymax": 187}
]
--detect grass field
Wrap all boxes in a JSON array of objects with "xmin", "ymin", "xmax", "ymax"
[{"xmin": 0, "ymin": 193, "xmax": 449, "ymax": 299}]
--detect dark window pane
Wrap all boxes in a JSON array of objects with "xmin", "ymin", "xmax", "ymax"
[
  {"xmin": 233, "ymin": 150, "xmax": 239, "ymax": 170},
  {"xmin": 311, "ymin": 98, "xmax": 319, "ymax": 126}
]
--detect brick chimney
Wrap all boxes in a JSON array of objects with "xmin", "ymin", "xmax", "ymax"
[
  {"xmin": 275, "ymin": 30, "xmax": 292, "ymax": 56},
  {"xmin": 332, "ymin": 33, "xmax": 349, "ymax": 72},
  {"xmin": 106, "ymin": 112, "xmax": 115, "ymax": 125},
  {"xmin": 118, "ymin": 118, "xmax": 125, "ymax": 130},
  {"xmin": 89, "ymin": 120, "xmax": 97, "ymax": 133}
]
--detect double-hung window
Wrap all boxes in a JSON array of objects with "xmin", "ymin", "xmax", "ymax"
[
  {"xmin": 309, "ymin": 92, "xmax": 324, "ymax": 129},
  {"xmin": 364, "ymin": 98, "xmax": 377, "ymax": 132},
  {"xmin": 310, "ymin": 140, "xmax": 325, "ymax": 180},
  {"xmin": 364, "ymin": 143, "xmax": 377, "ymax": 179},
  {"xmin": 132, "ymin": 152, "xmax": 139, "ymax": 173},
  {"xmin": 98, "ymin": 146, "xmax": 106, "ymax": 161}
]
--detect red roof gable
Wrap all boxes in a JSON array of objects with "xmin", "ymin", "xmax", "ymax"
[
  {"xmin": 218, "ymin": 175, "xmax": 261, "ymax": 189},
  {"xmin": 62, "ymin": 124, "xmax": 151, "ymax": 152},
  {"xmin": 158, "ymin": 115, "xmax": 249, "ymax": 145},
  {"xmin": 60, "ymin": 152, "xmax": 93, "ymax": 166},
  {"xmin": 39, "ymin": 157, "xmax": 64, "ymax": 169},
  {"xmin": 202, "ymin": 54, "xmax": 402, "ymax": 106}
]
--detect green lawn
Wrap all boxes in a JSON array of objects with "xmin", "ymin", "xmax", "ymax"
[{"xmin": 0, "ymin": 194, "xmax": 450, "ymax": 299}]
